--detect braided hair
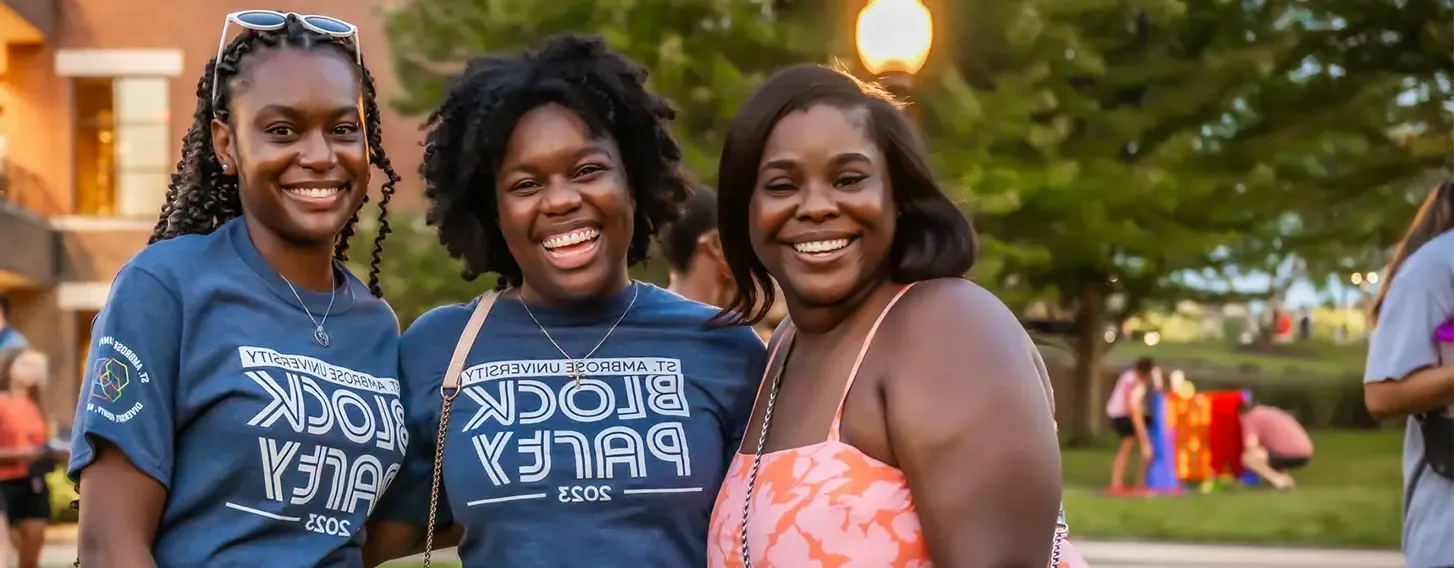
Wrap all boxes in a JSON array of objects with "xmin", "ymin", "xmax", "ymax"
[
  {"xmin": 150, "ymin": 15, "xmax": 400, "ymax": 297},
  {"xmin": 421, "ymin": 33, "xmax": 688, "ymax": 289},
  {"xmin": 73, "ymin": 17, "xmax": 399, "ymax": 566}
]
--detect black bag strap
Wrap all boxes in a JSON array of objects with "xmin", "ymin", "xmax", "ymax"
[{"xmin": 1404, "ymin": 456, "xmax": 1427, "ymax": 515}]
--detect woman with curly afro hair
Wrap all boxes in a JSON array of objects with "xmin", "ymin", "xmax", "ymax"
[
  {"xmin": 66, "ymin": 12, "xmax": 405, "ymax": 567},
  {"xmin": 366, "ymin": 34, "xmax": 765, "ymax": 567}
]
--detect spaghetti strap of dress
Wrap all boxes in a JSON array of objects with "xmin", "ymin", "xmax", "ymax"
[{"xmin": 827, "ymin": 283, "xmax": 918, "ymax": 441}]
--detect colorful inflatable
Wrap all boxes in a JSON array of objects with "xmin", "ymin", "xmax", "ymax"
[{"xmin": 1143, "ymin": 384, "xmax": 1260, "ymax": 494}]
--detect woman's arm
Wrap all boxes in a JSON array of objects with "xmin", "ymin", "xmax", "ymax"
[
  {"xmin": 366, "ymin": 310, "xmax": 466, "ymax": 566},
  {"xmin": 1365, "ymin": 365, "xmax": 1454, "ymax": 421},
  {"xmin": 885, "ymin": 281, "xmax": 1062, "ymax": 567},
  {"xmin": 78, "ymin": 442, "xmax": 164, "ymax": 568},
  {"xmin": 1364, "ymin": 254, "xmax": 1454, "ymax": 420},
  {"xmin": 0, "ymin": 447, "xmax": 40, "ymax": 464},
  {"xmin": 1126, "ymin": 384, "xmax": 1152, "ymax": 454},
  {"xmin": 68, "ymin": 265, "xmax": 184, "ymax": 568}
]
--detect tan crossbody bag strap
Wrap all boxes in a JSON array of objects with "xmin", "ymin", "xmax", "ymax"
[{"xmin": 420, "ymin": 290, "xmax": 500, "ymax": 568}]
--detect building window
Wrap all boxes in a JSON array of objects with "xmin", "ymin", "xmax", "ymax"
[
  {"xmin": 76, "ymin": 310, "xmax": 96, "ymax": 390},
  {"xmin": 73, "ymin": 77, "xmax": 170, "ymax": 218}
]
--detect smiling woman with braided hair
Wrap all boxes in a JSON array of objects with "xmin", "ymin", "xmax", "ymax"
[{"xmin": 66, "ymin": 12, "xmax": 405, "ymax": 568}]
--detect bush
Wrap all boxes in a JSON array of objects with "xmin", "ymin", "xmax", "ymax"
[
  {"xmin": 46, "ymin": 465, "xmax": 78, "ymax": 523},
  {"xmin": 1039, "ymin": 339, "xmax": 1378, "ymax": 432},
  {"xmin": 1185, "ymin": 370, "xmax": 1377, "ymax": 429}
]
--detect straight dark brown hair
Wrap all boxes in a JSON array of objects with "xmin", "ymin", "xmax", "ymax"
[
  {"xmin": 1370, "ymin": 180, "xmax": 1454, "ymax": 323},
  {"xmin": 712, "ymin": 64, "xmax": 977, "ymax": 326}
]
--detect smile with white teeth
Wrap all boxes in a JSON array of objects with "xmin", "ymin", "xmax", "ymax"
[
  {"xmin": 285, "ymin": 185, "xmax": 346, "ymax": 198},
  {"xmin": 543, "ymin": 227, "xmax": 601, "ymax": 250},
  {"xmin": 793, "ymin": 238, "xmax": 851, "ymax": 254}
]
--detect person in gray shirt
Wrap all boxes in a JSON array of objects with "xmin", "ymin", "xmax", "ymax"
[{"xmin": 1365, "ymin": 181, "xmax": 1454, "ymax": 568}]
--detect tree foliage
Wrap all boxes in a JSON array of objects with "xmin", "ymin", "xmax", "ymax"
[
  {"xmin": 382, "ymin": 0, "xmax": 835, "ymax": 181},
  {"xmin": 915, "ymin": 0, "xmax": 1449, "ymax": 440},
  {"xmin": 380, "ymin": 0, "xmax": 1449, "ymax": 440}
]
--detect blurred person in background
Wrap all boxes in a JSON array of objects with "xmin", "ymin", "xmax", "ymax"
[
  {"xmin": 1237, "ymin": 401, "xmax": 1312, "ymax": 490},
  {"xmin": 662, "ymin": 186, "xmax": 734, "ymax": 308},
  {"xmin": 0, "ymin": 296, "xmax": 28, "ymax": 352},
  {"xmin": 1105, "ymin": 357, "xmax": 1158, "ymax": 492},
  {"xmin": 1364, "ymin": 180, "xmax": 1454, "ymax": 568},
  {"xmin": 0, "ymin": 347, "xmax": 54, "ymax": 568},
  {"xmin": 660, "ymin": 186, "xmax": 789, "ymax": 340}
]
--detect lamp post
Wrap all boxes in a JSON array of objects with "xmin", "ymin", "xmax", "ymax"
[{"xmin": 854, "ymin": 0, "xmax": 934, "ymax": 102}]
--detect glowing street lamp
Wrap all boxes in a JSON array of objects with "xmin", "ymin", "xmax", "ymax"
[{"xmin": 855, "ymin": 0, "xmax": 934, "ymax": 97}]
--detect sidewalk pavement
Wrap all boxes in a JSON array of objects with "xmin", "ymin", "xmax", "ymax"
[
  {"xmin": 38, "ymin": 528, "xmax": 1408, "ymax": 568},
  {"xmin": 1074, "ymin": 540, "xmax": 1404, "ymax": 568},
  {"xmin": 372, "ymin": 542, "xmax": 1408, "ymax": 568}
]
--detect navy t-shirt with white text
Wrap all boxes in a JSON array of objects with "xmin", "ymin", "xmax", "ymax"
[
  {"xmin": 375, "ymin": 283, "xmax": 765, "ymax": 567},
  {"xmin": 67, "ymin": 218, "xmax": 405, "ymax": 568}
]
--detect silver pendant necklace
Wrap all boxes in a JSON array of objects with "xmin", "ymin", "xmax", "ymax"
[
  {"xmin": 519, "ymin": 282, "xmax": 639, "ymax": 386},
  {"xmin": 739, "ymin": 335, "xmax": 790, "ymax": 568},
  {"xmin": 280, "ymin": 272, "xmax": 337, "ymax": 348}
]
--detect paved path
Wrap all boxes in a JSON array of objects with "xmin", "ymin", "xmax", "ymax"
[
  {"xmin": 370, "ymin": 541, "xmax": 1407, "ymax": 567},
  {"xmin": 1075, "ymin": 540, "xmax": 1403, "ymax": 568},
  {"xmin": 38, "ymin": 539, "xmax": 1407, "ymax": 567}
]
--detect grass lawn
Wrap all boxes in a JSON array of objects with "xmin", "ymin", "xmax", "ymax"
[
  {"xmin": 1105, "ymin": 340, "xmax": 1368, "ymax": 379},
  {"xmin": 1062, "ymin": 429, "xmax": 1403, "ymax": 548},
  {"xmin": 378, "ymin": 431, "xmax": 1400, "ymax": 563}
]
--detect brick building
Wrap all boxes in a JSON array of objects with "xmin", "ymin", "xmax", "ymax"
[{"xmin": 0, "ymin": 0, "xmax": 427, "ymax": 420}]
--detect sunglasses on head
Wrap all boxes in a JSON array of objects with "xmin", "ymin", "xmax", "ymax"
[{"xmin": 211, "ymin": 10, "xmax": 362, "ymax": 108}]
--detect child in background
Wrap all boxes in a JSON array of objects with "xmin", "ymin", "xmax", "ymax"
[{"xmin": 1106, "ymin": 357, "xmax": 1159, "ymax": 492}]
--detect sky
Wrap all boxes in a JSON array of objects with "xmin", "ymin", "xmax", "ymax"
[{"xmin": 1179, "ymin": 270, "xmax": 1377, "ymax": 312}]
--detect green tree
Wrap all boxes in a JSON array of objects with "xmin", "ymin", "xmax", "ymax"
[
  {"xmin": 381, "ymin": 0, "xmax": 1449, "ymax": 443},
  {"xmin": 918, "ymin": 0, "xmax": 1448, "ymax": 441},
  {"xmin": 346, "ymin": 215, "xmax": 491, "ymax": 327},
  {"xmin": 373, "ymin": 0, "xmax": 835, "ymax": 324},
  {"xmin": 382, "ymin": 0, "xmax": 834, "ymax": 182}
]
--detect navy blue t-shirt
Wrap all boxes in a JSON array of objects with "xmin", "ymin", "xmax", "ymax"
[
  {"xmin": 68, "ymin": 218, "xmax": 406, "ymax": 568},
  {"xmin": 376, "ymin": 283, "xmax": 765, "ymax": 567}
]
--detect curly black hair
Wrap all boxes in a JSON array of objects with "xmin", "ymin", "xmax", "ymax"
[
  {"xmin": 149, "ymin": 15, "xmax": 401, "ymax": 298},
  {"xmin": 421, "ymin": 33, "xmax": 688, "ymax": 289}
]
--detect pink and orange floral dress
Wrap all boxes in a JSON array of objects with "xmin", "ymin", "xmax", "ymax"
[{"xmin": 706, "ymin": 284, "xmax": 1089, "ymax": 568}]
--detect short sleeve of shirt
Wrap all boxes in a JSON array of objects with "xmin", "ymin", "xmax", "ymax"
[
  {"xmin": 1365, "ymin": 253, "xmax": 1454, "ymax": 384},
  {"xmin": 67, "ymin": 264, "xmax": 183, "ymax": 487},
  {"xmin": 372, "ymin": 324, "xmax": 452, "ymax": 528}
]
